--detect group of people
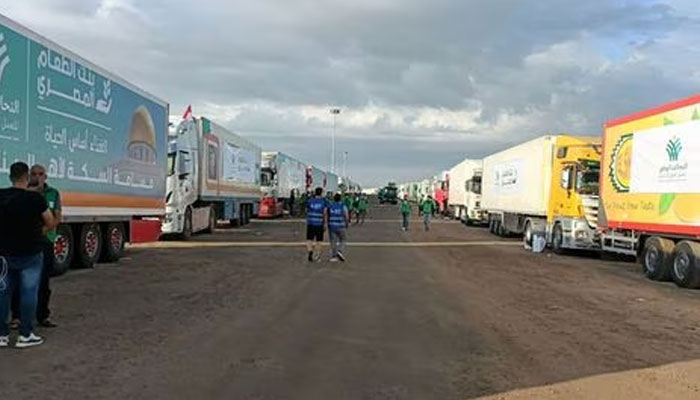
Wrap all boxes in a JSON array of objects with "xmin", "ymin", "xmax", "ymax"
[
  {"xmin": 399, "ymin": 194, "xmax": 439, "ymax": 232},
  {"xmin": 0, "ymin": 162, "xmax": 61, "ymax": 349}
]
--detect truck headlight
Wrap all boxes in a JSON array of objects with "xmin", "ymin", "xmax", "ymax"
[{"xmin": 575, "ymin": 230, "xmax": 589, "ymax": 240}]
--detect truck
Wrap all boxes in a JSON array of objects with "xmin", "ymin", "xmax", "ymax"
[
  {"xmin": 378, "ymin": 182, "xmax": 398, "ymax": 204},
  {"xmin": 447, "ymin": 159, "xmax": 484, "ymax": 224},
  {"xmin": 482, "ymin": 135, "xmax": 601, "ymax": 253},
  {"xmin": 259, "ymin": 151, "xmax": 306, "ymax": 218},
  {"xmin": 599, "ymin": 94, "xmax": 700, "ymax": 288},
  {"xmin": 0, "ymin": 15, "xmax": 168, "ymax": 274},
  {"xmin": 162, "ymin": 116, "xmax": 261, "ymax": 238}
]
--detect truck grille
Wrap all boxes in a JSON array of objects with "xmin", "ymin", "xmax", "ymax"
[{"xmin": 581, "ymin": 195, "xmax": 599, "ymax": 229}]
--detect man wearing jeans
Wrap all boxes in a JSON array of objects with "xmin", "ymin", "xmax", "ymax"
[
  {"xmin": 400, "ymin": 195, "xmax": 411, "ymax": 231},
  {"xmin": 328, "ymin": 193, "xmax": 349, "ymax": 262},
  {"xmin": 0, "ymin": 162, "xmax": 57, "ymax": 348}
]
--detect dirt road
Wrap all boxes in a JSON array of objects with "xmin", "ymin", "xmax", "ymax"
[{"xmin": 3, "ymin": 205, "xmax": 700, "ymax": 399}]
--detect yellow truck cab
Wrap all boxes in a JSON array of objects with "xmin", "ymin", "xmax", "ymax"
[{"xmin": 482, "ymin": 135, "xmax": 601, "ymax": 253}]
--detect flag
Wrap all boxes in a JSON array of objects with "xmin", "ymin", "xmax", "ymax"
[{"xmin": 182, "ymin": 105, "xmax": 193, "ymax": 120}]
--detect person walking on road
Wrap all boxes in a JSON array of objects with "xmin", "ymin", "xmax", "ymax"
[
  {"xmin": 328, "ymin": 193, "xmax": 349, "ymax": 262},
  {"xmin": 0, "ymin": 162, "xmax": 57, "ymax": 348},
  {"xmin": 356, "ymin": 194, "xmax": 368, "ymax": 225},
  {"xmin": 10, "ymin": 164, "xmax": 61, "ymax": 330},
  {"xmin": 420, "ymin": 195, "xmax": 437, "ymax": 231},
  {"xmin": 305, "ymin": 187, "xmax": 327, "ymax": 262},
  {"xmin": 400, "ymin": 195, "xmax": 411, "ymax": 231}
]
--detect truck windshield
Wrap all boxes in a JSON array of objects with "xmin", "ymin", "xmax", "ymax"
[
  {"xmin": 260, "ymin": 168, "xmax": 274, "ymax": 187},
  {"xmin": 167, "ymin": 152, "xmax": 176, "ymax": 176},
  {"xmin": 576, "ymin": 160, "xmax": 600, "ymax": 195},
  {"xmin": 467, "ymin": 177, "xmax": 482, "ymax": 194}
]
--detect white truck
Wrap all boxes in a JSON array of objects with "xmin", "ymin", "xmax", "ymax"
[
  {"xmin": 482, "ymin": 135, "xmax": 601, "ymax": 252},
  {"xmin": 162, "ymin": 116, "xmax": 261, "ymax": 238},
  {"xmin": 447, "ymin": 159, "xmax": 484, "ymax": 224},
  {"xmin": 259, "ymin": 151, "xmax": 306, "ymax": 218}
]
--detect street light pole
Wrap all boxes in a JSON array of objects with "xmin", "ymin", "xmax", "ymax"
[
  {"xmin": 343, "ymin": 151, "xmax": 348, "ymax": 178},
  {"xmin": 330, "ymin": 108, "xmax": 341, "ymax": 173}
]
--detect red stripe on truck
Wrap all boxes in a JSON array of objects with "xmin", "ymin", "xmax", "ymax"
[{"xmin": 604, "ymin": 94, "xmax": 700, "ymax": 128}]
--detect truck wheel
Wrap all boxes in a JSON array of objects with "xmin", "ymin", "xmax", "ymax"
[
  {"xmin": 100, "ymin": 222, "xmax": 125, "ymax": 263},
  {"xmin": 641, "ymin": 236, "xmax": 674, "ymax": 281},
  {"xmin": 671, "ymin": 241, "xmax": 700, "ymax": 288},
  {"xmin": 552, "ymin": 223, "xmax": 565, "ymax": 254},
  {"xmin": 52, "ymin": 225, "xmax": 74, "ymax": 276},
  {"xmin": 181, "ymin": 208, "xmax": 193, "ymax": 240},
  {"xmin": 495, "ymin": 220, "xmax": 505, "ymax": 237},
  {"xmin": 76, "ymin": 223, "xmax": 102, "ymax": 269},
  {"xmin": 488, "ymin": 219, "xmax": 495, "ymax": 234},
  {"xmin": 523, "ymin": 221, "xmax": 533, "ymax": 248},
  {"xmin": 205, "ymin": 207, "xmax": 217, "ymax": 233}
]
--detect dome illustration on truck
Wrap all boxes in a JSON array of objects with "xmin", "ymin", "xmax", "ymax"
[{"xmin": 609, "ymin": 134, "xmax": 632, "ymax": 193}]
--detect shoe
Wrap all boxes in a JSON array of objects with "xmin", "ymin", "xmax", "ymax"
[
  {"xmin": 337, "ymin": 252, "xmax": 346, "ymax": 262},
  {"xmin": 15, "ymin": 333, "xmax": 44, "ymax": 349},
  {"xmin": 0, "ymin": 336, "xmax": 8, "ymax": 348},
  {"xmin": 39, "ymin": 319, "xmax": 58, "ymax": 328},
  {"xmin": 9, "ymin": 319, "xmax": 19, "ymax": 330},
  {"xmin": 330, "ymin": 257, "xmax": 339, "ymax": 262},
  {"xmin": 307, "ymin": 252, "xmax": 313, "ymax": 262},
  {"xmin": 314, "ymin": 255, "xmax": 322, "ymax": 263}
]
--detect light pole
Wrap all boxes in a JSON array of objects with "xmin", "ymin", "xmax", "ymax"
[{"xmin": 330, "ymin": 108, "xmax": 341, "ymax": 173}]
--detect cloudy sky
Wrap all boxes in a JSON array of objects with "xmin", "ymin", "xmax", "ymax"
[{"xmin": 2, "ymin": 0, "xmax": 700, "ymax": 187}]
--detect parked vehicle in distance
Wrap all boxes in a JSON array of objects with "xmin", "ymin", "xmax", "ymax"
[
  {"xmin": 599, "ymin": 94, "xmax": 700, "ymax": 288},
  {"xmin": 482, "ymin": 135, "xmax": 601, "ymax": 253},
  {"xmin": 448, "ymin": 159, "xmax": 484, "ymax": 225},
  {"xmin": 163, "ymin": 116, "xmax": 261, "ymax": 239},
  {"xmin": 378, "ymin": 182, "xmax": 398, "ymax": 204},
  {"xmin": 260, "ymin": 151, "xmax": 306, "ymax": 218},
  {"xmin": 0, "ymin": 15, "xmax": 169, "ymax": 274}
]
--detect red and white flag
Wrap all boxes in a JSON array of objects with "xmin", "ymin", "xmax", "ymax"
[{"xmin": 182, "ymin": 105, "xmax": 193, "ymax": 120}]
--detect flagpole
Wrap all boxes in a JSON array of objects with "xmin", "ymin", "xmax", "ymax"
[{"xmin": 330, "ymin": 108, "xmax": 341, "ymax": 174}]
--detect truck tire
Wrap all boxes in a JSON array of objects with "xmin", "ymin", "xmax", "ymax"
[
  {"xmin": 552, "ymin": 223, "xmax": 565, "ymax": 254},
  {"xmin": 204, "ymin": 207, "xmax": 217, "ymax": 234},
  {"xmin": 52, "ymin": 224, "xmax": 74, "ymax": 276},
  {"xmin": 180, "ymin": 208, "xmax": 193, "ymax": 240},
  {"xmin": 488, "ymin": 219, "xmax": 496, "ymax": 234},
  {"xmin": 495, "ymin": 220, "xmax": 505, "ymax": 237},
  {"xmin": 671, "ymin": 241, "xmax": 700, "ymax": 289},
  {"xmin": 100, "ymin": 222, "xmax": 125, "ymax": 263},
  {"xmin": 641, "ymin": 236, "xmax": 674, "ymax": 281},
  {"xmin": 76, "ymin": 223, "xmax": 102, "ymax": 269},
  {"xmin": 523, "ymin": 220, "xmax": 533, "ymax": 248}
]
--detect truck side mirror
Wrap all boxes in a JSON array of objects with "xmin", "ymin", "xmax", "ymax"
[
  {"xmin": 178, "ymin": 172, "xmax": 190, "ymax": 180},
  {"xmin": 561, "ymin": 168, "xmax": 572, "ymax": 190}
]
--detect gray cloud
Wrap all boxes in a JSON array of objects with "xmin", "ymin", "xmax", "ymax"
[{"xmin": 1, "ymin": 0, "xmax": 697, "ymax": 187}]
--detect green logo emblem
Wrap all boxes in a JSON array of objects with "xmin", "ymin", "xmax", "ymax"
[{"xmin": 666, "ymin": 136, "xmax": 682, "ymax": 162}]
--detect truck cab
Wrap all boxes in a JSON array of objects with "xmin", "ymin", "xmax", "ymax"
[{"xmin": 463, "ymin": 171, "xmax": 484, "ymax": 224}]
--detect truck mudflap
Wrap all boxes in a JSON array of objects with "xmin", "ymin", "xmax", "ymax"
[
  {"xmin": 131, "ymin": 219, "xmax": 162, "ymax": 243},
  {"xmin": 258, "ymin": 197, "xmax": 283, "ymax": 218}
]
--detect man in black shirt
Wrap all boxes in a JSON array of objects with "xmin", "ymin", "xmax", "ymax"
[{"xmin": 0, "ymin": 162, "xmax": 56, "ymax": 348}]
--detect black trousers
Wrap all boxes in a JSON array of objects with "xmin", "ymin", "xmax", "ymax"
[{"xmin": 11, "ymin": 241, "xmax": 52, "ymax": 322}]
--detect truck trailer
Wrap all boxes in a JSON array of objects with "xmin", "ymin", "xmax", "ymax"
[
  {"xmin": 447, "ymin": 159, "xmax": 484, "ymax": 224},
  {"xmin": 260, "ymin": 151, "xmax": 306, "ymax": 218},
  {"xmin": 162, "ymin": 116, "xmax": 261, "ymax": 238},
  {"xmin": 599, "ymin": 94, "xmax": 700, "ymax": 288},
  {"xmin": 0, "ymin": 15, "xmax": 169, "ymax": 274},
  {"xmin": 482, "ymin": 135, "xmax": 601, "ymax": 252}
]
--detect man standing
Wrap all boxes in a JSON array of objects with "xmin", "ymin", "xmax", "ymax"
[
  {"xmin": 356, "ymin": 194, "xmax": 368, "ymax": 225},
  {"xmin": 305, "ymin": 187, "xmax": 327, "ymax": 262},
  {"xmin": 11, "ymin": 164, "xmax": 61, "ymax": 329},
  {"xmin": 0, "ymin": 162, "xmax": 57, "ymax": 348},
  {"xmin": 420, "ymin": 195, "xmax": 437, "ymax": 231},
  {"xmin": 328, "ymin": 193, "xmax": 349, "ymax": 262},
  {"xmin": 400, "ymin": 195, "xmax": 411, "ymax": 231}
]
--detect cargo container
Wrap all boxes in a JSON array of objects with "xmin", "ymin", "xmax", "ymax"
[
  {"xmin": 447, "ymin": 159, "xmax": 484, "ymax": 224},
  {"xmin": 259, "ymin": 151, "xmax": 306, "ymax": 218},
  {"xmin": 162, "ymin": 116, "xmax": 261, "ymax": 238},
  {"xmin": 600, "ymin": 94, "xmax": 700, "ymax": 288},
  {"xmin": 482, "ymin": 135, "xmax": 601, "ymax": 252},
  {"xmin": 0, "ymin": 15, "xmax": 169, "ymax": 274}
]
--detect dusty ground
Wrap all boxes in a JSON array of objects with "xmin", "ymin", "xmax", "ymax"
[{"xmin": 3, "ymin": 204, "xmax": 700, "ymax": 399}]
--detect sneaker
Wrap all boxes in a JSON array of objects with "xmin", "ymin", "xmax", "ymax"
[
  {"xmin": 9, "ymin": 319, "xmax": 19, "ymax": 330},
  {"xmin": 39, "ymin": 319, "xmax": 58, "ymax": 328},
  {"xmin": 307, "ymin": 252, "xmax": 314, "ymax": 262},
  {"xmin": 314, "ymin": 255, "xmax": 322, "ymax": 263},
  {"xmin": 337, "ymin": 252, "xmax": 346, "ymax": 262},
  {"xmin": 330, "ymin": 257, "xmax": 339, "ymax": 262},
  {"xmin": 0, "ymin": 336, "xmax": 8, "ymax": 348},
  {"xmin": 15, "ymin": 333, "xmax": 44, "ymax": 349}
]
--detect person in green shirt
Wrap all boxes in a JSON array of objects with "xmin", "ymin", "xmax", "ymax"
[
  {"xmin": 400, "ymin": 195, "xmax": 411, "ymax": 231},
  {"xmin": 356, "ymin": 195, "xmax": 369, "ymax": 225},
  {"xmin": 420, "ymin": 195, "xmax": 437, "ymax": 231}
]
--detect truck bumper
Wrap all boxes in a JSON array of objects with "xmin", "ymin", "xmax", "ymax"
[
  {"xmin": 161, "ymin": 208, "xmax": 183, "ymax": 234},
  {"xmin": 557, "ymin": 217, "xmax": 599, "ymax": 250}
]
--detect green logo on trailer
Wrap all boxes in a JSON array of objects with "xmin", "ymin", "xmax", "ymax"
[{"xmin": 666, "ymin": 136, "xmax": 682, "ymax": 162}]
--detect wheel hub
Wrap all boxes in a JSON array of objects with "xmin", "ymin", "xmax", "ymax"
[
  {"xmin": 674, "ymin": 252, "xmax": 690, "ymax": 280},
  {"xmin": 645, "ymin": 247, "xmax": 659, "ymax": 272},
  {"xmin": 54, "ymin": 235, "xmax": 69, "ymax": 262},
  {"xmin": 85, "ymin": 231, "xmax": 98, "ymax": 257},
  {"xmin": 110, "ymin": 228, "xmax": 122, "ymax": 249}
]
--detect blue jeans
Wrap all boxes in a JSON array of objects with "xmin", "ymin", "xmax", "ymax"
[
  {"xmin": 402, "ymin": 213, "xmax": 410, "ymax": 230},
  {"xmin": 0, "ymin": 253, "xmax": 43, "ymax": 337}
]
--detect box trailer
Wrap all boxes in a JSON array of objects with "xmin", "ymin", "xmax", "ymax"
[
  {"xmin": 162, "ymin": 116, "xmax": 261, "ymax": 238},
  {"xmin": 600, "ymin": 94, "xmax": 700, "ymax": 288},
  {"xmin": 447, "ymin": 159, "xmax": 484, "ymax": 224},
  {"xmin": 0, "ymin": 14, "xmax": 169, "ymax": 274},
  {"xmin": 482, "ymin": 135, "xmax": 601, "ymax": 252},
  {"xmin": 259, "ymin": 151, "xmax": 306, "ymax": 218}
]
